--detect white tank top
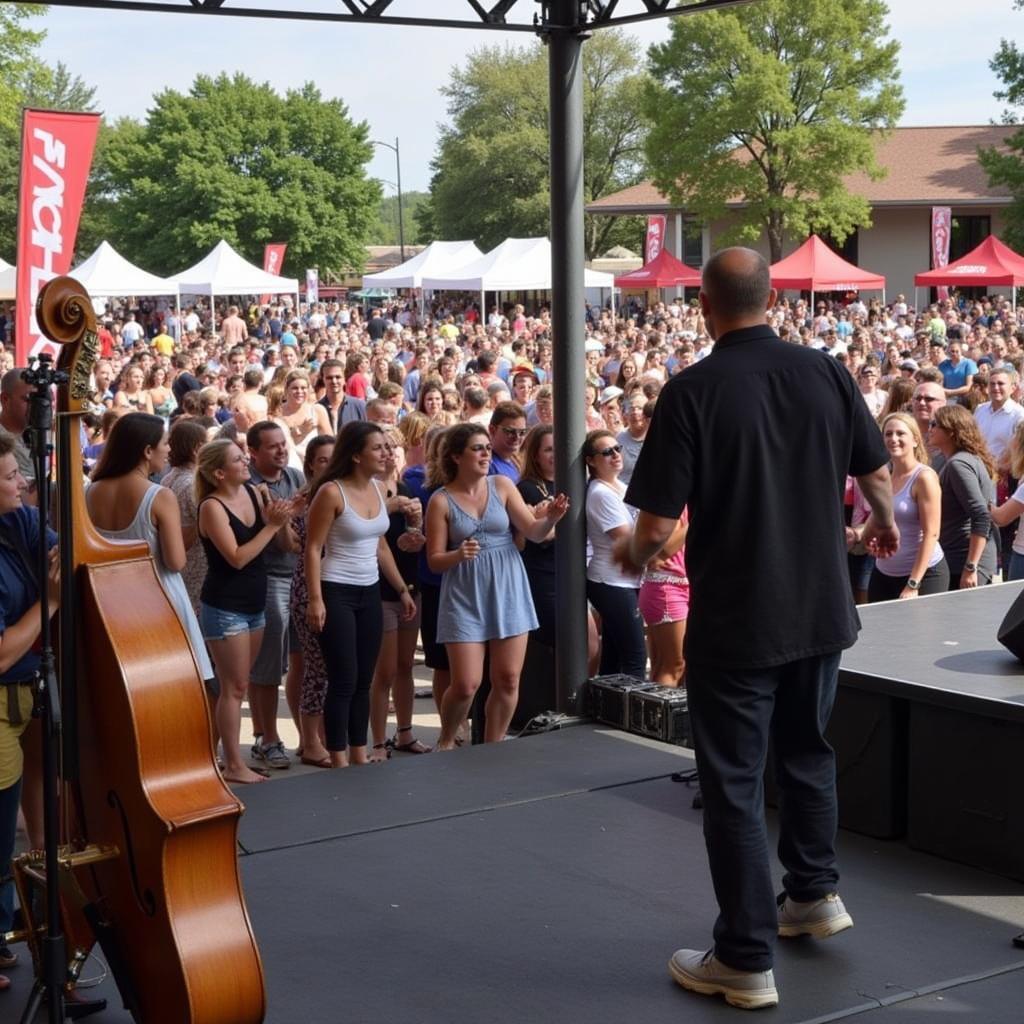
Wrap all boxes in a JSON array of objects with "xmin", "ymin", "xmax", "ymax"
[{"xmin": 320, "ymin": 479, "xmax": 390, "ymax": 586}]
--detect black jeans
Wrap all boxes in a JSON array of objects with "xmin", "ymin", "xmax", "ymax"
[
  {"xmin": 687, "ymin": 652, "xmax": 842, "ymax": 972},
  {"xmin": 586, "ymin": 580, "xmax": 646, "ymax": 678},
  {"xmin": 867, "ymin": 558, "xmax": 949, "ymax": 602},
  {"xmin": 318, "ymin": 582, "xmax": 383, "ymax": 752}
]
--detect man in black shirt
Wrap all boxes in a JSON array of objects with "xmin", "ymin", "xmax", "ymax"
[{"xmin": 618, "ymin": 248, "xmax": 898, "ymax": 1010}]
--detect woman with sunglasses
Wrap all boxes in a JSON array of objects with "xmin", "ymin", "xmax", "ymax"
[
  {"xmin": 425, "ymin": 424, "xmax": 568, "ymax": 750},
  {"xmin": 584, "ymin": 428, "xmax": 646, "ymax": 676}
]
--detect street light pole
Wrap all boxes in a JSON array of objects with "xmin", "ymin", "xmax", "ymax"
[{"xmin": 372, "ymin": 136, "xmax": 405, "ymax": 262}]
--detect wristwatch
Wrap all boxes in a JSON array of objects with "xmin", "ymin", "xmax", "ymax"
[
  {"xmin": 964, "ymin": 561, "xmax": 978, "ymax": 572},
  {"xmin": 906, "ymin": 577, "xmax": 920, "ymax": 590}
]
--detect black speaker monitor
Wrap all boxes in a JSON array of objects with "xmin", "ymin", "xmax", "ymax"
[{"xmin": 997, "ymin": 588, "xmax": 1024, "ymax": 661}]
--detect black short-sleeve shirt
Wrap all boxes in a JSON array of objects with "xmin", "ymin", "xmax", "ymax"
[{"xmin": 625, "ymin": 325, "xmax": 888, "ymax": 669}]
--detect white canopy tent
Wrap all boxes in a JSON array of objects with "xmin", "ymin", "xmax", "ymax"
[
  {"xmin": 70, "ymin": 241, "xmax": 178, "ymax": 300},
  {"xmin": 421, "ymin": 237, "xmax": 614, "ymax": 318},
  {"xmin": 362, "ymin": 240, "xmax": 484, "ymax": 290},
  {"xmin": 0, "ymin": 259, "xmax": 13, "ymax": 302},
  {"xmin": 171, "ymin": 240, "xmax": 300, "ymax": 328}
]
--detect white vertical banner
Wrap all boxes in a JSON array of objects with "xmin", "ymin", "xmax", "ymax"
[
  {"xmin": 931, "ymin": 207, "xmax": 952, "ymax": 302},
  {"xmin": 305, "ymin": 268, "xmax": 319, "ymax": 304}
]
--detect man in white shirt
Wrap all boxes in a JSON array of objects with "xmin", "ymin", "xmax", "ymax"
[{"xmin": 976, "ymin": 368, "xmax": 1024, "ymax": 471}]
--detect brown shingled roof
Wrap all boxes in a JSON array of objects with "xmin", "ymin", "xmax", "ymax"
[{"xmin": 587, "ymin": 126, "xmax": 1017, "ymax": 214}]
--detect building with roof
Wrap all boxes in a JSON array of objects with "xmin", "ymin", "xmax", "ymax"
[{"xmin": 586, "ymin": 126, "xmax": 1016, "ymax": 301}]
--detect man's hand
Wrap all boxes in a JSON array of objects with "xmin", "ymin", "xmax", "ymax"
[
  {"xmin": 862, "ymin": 519, "xmax": 899, "ymax": 558},
  {"xmin": 611, "ymin": 533, "xmax": 642, "ymax": 574}
]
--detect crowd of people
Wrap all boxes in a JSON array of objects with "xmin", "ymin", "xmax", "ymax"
[{"xmin": 2, "ymin": 279, "xmax": 1024, "ymax": 987}]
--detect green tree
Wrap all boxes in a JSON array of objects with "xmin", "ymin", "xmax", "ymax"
[
  {"xmin": 21, "ymin": 60, "xmax": 97, "ymax": 111},
  {"xmin": 0, "ymin": 3, "xmax": 52, "ymax": 255},
  {"xmin": 370, "ymin": 190, "xmax": 429, "ymax": 246},
  {"xmin": 979, "ymin": 1, "xmax": 1024, "ymax": 252},
  {"xmin": 644, "ymin": 0, "xmax": 904, "ymax": 263},
  {"xmin": 427, "ymin": 30, "xmax": 649, "ymax": 259},
  {"xmin": 98, "ymin": 73, "xmax": 381, "ymax": 277}
]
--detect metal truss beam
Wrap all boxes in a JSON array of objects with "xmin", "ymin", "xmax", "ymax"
[{"xmin": 19, "ymin": 0, "xmax": 753, "ymax": 33}]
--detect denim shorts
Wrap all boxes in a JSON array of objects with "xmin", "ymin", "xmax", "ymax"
[{"xmin": 200, "ymin": 602, "xmax": 266, "ymax": 642}]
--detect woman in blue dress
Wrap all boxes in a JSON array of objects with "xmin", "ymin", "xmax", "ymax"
[{"xmin": 425, "ymin": 423, "xmax": 568, "ymax": 749}]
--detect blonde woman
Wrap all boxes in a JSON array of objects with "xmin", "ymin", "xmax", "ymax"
[
  {"xmin": 859, "ymin": 413, "xmax": 948, "ymax": 600},
  {"xmin": 274, "ymin": 369, "xmax": 332, "ymax": 472}
]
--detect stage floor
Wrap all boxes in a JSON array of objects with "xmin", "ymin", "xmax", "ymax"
[{"xmin": 7, "ymin": 725, "xmax": 1024, "ymax": 1023}]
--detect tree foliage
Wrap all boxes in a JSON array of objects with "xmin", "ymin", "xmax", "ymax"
[
  {"xmin": 978, "ymin": 0, "xmax": 1024, "ymax": 252},
  {"xmin": 643, "ymin": 0, "xmax": 904, "ymax": 262},
  {"xmin": 427, "ymin": 31, "xmax": 648, "ymax": 259},
  {"xmin": 370, "ymin": 190, "xmax": 429, "ymax": 246},
  {"xmin": 95, "ymin": 74, "xmax": 381, "ymax": 277}
]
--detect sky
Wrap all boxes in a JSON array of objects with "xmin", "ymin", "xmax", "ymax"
[{"xmin": 34, "ymin": 0, "xmax": 1018, "ymax": 194}]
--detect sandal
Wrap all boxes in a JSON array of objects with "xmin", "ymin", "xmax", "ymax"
[
  {"xmin": 369, "ymin": 742, "xmax": 391, "ymax": 763},
  {"xmin": 391, "ymin": 725, "xmax": 431, "ymax": 754},
  {"xmin": 300, "ymin": 754, "xmax": 333, "ymax": 768}
]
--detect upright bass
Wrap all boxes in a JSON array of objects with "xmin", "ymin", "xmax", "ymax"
[{"xmin": 21, "ymin": 278, "xmax": 266, "ymax": 1023}]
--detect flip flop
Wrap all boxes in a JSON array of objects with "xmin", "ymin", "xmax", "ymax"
[{"xmin": 300, "ymin": 755, "xmax": 333, "ymax": 768}]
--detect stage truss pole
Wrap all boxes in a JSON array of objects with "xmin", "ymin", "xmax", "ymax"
[{"xmin": 545, "ymin": 0, "xmax": 589, "ymax": 713}]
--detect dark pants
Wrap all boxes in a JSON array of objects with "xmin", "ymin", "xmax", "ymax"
[
  {"xmin": 867, "ymin": 558, "xmax": 949, "ymax": 602},
  {"xmin": 687, "ymin": 652, "xmax": 842, "ymax": 972},
  {"xmin": 318, "ymin": 582, "xmax": 383, "ymax": 752},
  {"xmin": 587, "ymin": 580, "xmax": 646, "ymax": 678},
  {"xmin": 0, "ymin": 778, "xmax": 22, "ymax": 934}
]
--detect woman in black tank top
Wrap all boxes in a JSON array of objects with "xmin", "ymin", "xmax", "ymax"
[{"xmin": 196, "ymin": 439, "xmax": 294, "ymax": 785}]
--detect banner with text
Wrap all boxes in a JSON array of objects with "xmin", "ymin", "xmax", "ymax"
[
  {"xmin": 645, "ymin": 215, "xmax": 667, "ymax": 265},
  {"xmin": 931, "ymin": 207, "xmax": 952, "ymax": 302},
  {"xmin": 306, "ymin": 269, "xmax": 319, "ymax": 304},
  {"xmin": 16, "ymin": 109, "xmax": 101, "ymax": 364},
  {"xmin": 260, "ymin": 243, "xmax": 287, "ymax": 306}
]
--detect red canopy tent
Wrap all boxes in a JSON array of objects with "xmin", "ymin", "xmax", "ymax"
[
  {"xmin": 769, "ymin": 235, "xmax": 886, "ymax": 310},
  {"xmin": 614, "ymin": 248, "xmax": 702, "ymax": 290},
  {"xmin": 914, "ymin": 235, "xmax": 1024, "ymax": 312}
]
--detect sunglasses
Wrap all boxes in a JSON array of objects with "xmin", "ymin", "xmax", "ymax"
[
  {"xmin": 595, "ymin": 445, "xmax": 623, "ymax": 457},
  {"xmin": 500, "ymin": 427, "xmax": 528, "ymax": 438},
  {"xmin": 468, "ymin": 443, "xmax": 492, "ymax": 453}
]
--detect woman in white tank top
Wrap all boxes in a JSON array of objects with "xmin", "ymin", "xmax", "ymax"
[{"xmin": 304, "ymin": 423, "xmax": 416, "ymax": 768}]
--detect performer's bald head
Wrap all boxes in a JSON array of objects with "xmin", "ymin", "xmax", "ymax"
[{"xmin": 701, "ymin": 247, "xmax": 772, "ymax": 318}]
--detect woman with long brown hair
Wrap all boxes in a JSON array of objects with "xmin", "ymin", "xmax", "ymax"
[
  {"xmin": 928, "ymin": 404, "xmax": 997, "ymax": 588},
  {"xmin": 305, "ymin": 423, "xmax": 415, "ymax": 767}
]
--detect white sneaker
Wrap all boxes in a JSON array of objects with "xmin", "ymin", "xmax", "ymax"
[
  {"xmin": 777, "ymin": 892, "xmax": 853, "ymax": 938},
  {"xmin": 668, "ymin": 949, "xmax": 778, "ymax": 1010}
]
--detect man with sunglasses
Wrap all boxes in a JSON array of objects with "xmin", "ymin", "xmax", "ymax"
[
  {"xmin": 616, "ymin": 247, "xmax": 897, "ymax": 1011},
  {"xmin": 488, "ymin": 401, "xmax": 527, "ymax": 482}
]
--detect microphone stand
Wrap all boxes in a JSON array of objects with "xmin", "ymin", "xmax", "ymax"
[{"xmin": 18, "ymin": 353, "xmax": 68, "ymax": 1024}]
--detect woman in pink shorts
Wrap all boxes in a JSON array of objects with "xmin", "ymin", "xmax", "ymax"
[{"xmin": 638, "ymin": 512, "xmax": 689, "ymax": 686}]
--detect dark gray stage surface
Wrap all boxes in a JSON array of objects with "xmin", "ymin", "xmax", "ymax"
[
  {"xmin": 842, "ymin": 580, "xmax": 1024, "ymax": 719},
  {"xmin": 6, "ymin": 726, "xmax": 1024, "ymax": 1022}
]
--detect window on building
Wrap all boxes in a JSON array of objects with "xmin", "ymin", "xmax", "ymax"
[{"xmin": 681, "ymin": 224, "xmax": 703, "ymax": 269}]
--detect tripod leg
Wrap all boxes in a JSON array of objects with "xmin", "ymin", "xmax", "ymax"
[{"xmin": 18, "ymin": 978, "xmax": 47, "ymax": 1024}]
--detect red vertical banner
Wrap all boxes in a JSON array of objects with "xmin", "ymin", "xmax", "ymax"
[
  {"xmin": 15, "ymin": 109, "xmax": 101, "ymax": 364},
  {"xmin": 645, "ymin": 215, "xmax": 666, "ymax": 265},
  {"xmin": 261, "ymin": 243, "xmax": 287, "ymax": 306},
  {"xmin": 931, "ymin": 207, "xmax": 952, "ymax": 302}
]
